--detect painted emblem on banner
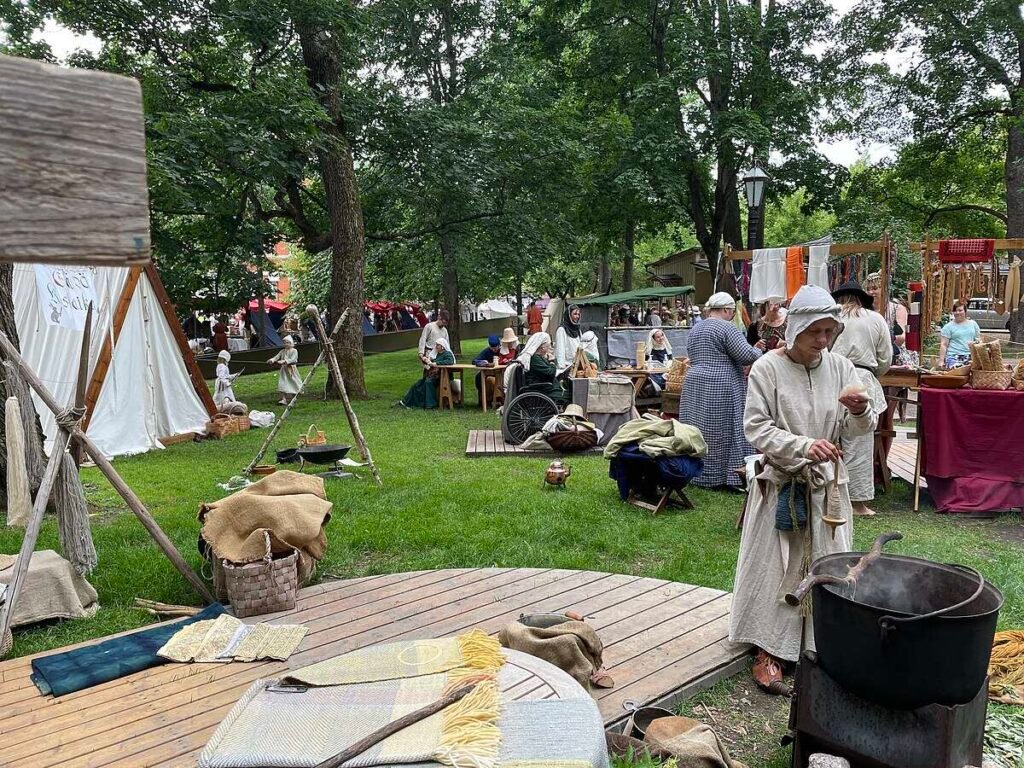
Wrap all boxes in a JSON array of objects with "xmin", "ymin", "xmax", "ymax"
[{"xmin": 33, "ymin": 265, "xmax": 98, "ymax": 329}]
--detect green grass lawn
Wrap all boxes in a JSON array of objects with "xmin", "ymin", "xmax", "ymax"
[{"xmin": 1, "ymin": 340, "xmax": 1022, "ymax": 766}]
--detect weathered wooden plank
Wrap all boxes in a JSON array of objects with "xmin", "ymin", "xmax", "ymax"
[{"xmin": 0, "ymin": 54, "xmax": 150, "ymax": 266}]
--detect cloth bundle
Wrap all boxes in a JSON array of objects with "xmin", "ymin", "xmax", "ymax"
[
  {"xmin": 603, "ymin": 415, "xmax": 708, "ymax": 459},
  {"xmin": 158, "ymin": 613, "xmax": 307, "ymax": 663},
  {"xmin": 199, "ymin": 630, "xmax": 505, "ymax": 768},
  {"xmin": 607, "ymin": 445, "xmax": 703, "ymax": 501},
  {"xmin": 498, "ymin": 614, "xmax": 610, "ymax": 690},
  {"xmin": 199, "ymin": 470, "xmax": 332, "ymax": 583},
  {"xmin": 0, "ymin": 549, "xmax": 98, "ymax": 627},
  {"xmin": 218, "ymin": 400, "xmax": 249, "ymax": 416},
  {"xmin": 643, "ymin": 716, "xmax": 747, "ymax": 768}
]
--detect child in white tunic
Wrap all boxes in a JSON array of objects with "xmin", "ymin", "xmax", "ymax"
[
  {"xmin": 268, "ymin": 336, "xmax": 302, "ymax": 405},
  {"xmin": 213, "ymin": 350, "xmax": 236, "ymax": 408}
]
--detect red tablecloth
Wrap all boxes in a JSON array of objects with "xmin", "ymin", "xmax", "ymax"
[{"xmin": 920, "ymin": 387, "xmax": 1024, "ymax": 513}]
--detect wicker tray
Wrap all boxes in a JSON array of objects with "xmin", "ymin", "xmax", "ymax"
[
  {"xmin": 972, "ymin": 369, "xmax": 1013, "ymax": 391},
  {"xmin": 920, "ymin": 374, "xmax": 968, "ymax": 390}
]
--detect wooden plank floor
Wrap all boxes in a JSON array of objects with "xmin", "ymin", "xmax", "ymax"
[
  {"xmin": 0, "ymin": 568, "xmax": 749, "ymax": 767},
  {"xmin": 888, "ymin": 436, "xmax": 927, "ymax": 489},
  {"xmin": 466, "ymin": 429, "xmax": 603, "ymax": 457}
]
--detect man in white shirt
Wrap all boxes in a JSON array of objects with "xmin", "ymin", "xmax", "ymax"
[{"xmin": 418, "ymin": 310, "xmax": 451, "ymax": 362}]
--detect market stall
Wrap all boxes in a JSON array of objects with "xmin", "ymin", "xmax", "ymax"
[
  {"xmin": 570, "ymin": 286, "xmax": 696, "ymax": 365},
  {"xmin": 920, "ymin": 386, "xmax": 1024, "ymax": 513}
]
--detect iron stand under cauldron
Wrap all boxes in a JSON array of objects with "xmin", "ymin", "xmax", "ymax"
[
  {"xmin": 276, "ymin": 444, "xmax": 356, "ymax": 480},
  {"xmin": 787, "ymin": 651, "xmax": 987, "ymax": 768}
]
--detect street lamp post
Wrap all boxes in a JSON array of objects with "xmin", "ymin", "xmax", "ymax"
[{"xmin": 742, "ymin": 162, "xmax": 771, "ymax": 251}]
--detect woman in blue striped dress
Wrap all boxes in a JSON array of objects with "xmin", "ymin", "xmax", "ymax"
[{"xmin": 680, "ymin": 292, "xmax": 762, "ymax": 488}]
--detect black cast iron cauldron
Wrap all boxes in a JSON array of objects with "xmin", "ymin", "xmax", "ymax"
[{"xmin": 808, "ymin": 551, "xmax": 1002, "ymax": 710}]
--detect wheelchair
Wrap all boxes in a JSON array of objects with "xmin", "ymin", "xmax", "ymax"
[{"xmin": 499, "ymin": 360, "xmax": 561, "ymax": 445}]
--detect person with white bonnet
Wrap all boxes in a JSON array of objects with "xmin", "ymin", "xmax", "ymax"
[
  {"xmin": 829, "ymin": 279, "xmax": 892, "ymax": 516},
  {"xmin": 267, "ymin": 335, "xmax": 302, "ymax": 405},
  {"xmin": 729, "ymin": 284, "xmax": 874, "ymax": 693},
  {"xmin": 213, "ymin": 350, "xmax": 237, "ymax": 409},
  {"xmin": 555, "ymin": 304, "xmax": 599, "ymax": 377},
  {"xmin": 679, "ymin": 291, "xmax": 762, "ymax": 489},
  {"xmin": 644, "ymin": 328, "xmax": 673, "ymax": 391},
  {"xmin": 506, "ymin": 332, "xmax": 567, "ymax": 405},
  {"xmin": 399, "ymin": 337, "xmax": 456, "ymax": 408}
]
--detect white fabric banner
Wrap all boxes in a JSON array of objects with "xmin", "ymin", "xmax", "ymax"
[{"xmin": 33, "ymin": 266, "xmax": 99, "ymax": 330}]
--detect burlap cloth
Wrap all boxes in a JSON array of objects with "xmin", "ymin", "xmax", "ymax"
[
  {"xmin": 499, "ymin": 616, "xmax": 610, "ymax": 690},
  {"xmin": 199, "ymin": 471, "xmax": 332, "ymax": 582},
  {"xmin": 644, "ymin": 716, "xmax": 747, "ymax": 768},
  {"xmin": 0, "ymin": 550, "xmax": 98, "ymax": 628}
]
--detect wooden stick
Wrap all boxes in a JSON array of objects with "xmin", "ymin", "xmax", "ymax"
[
  {"xmin": 308, "ymin": 308, "xmax": 383, "ymax": 487},
  {"xmin": 0, "ymin": 327, "xmax": 214, "ymax": 604},
  {"xmin": 313, "ymin": 683, "xmax": 478, "ymax": 768},
  {"xmin": 243, "ymin": 313, "xmax": 348, "ymax": 476}
]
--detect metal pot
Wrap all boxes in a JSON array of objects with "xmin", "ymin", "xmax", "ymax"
[{"xmin": 809, "ymin": 551, "xmax": 1003, "ymax": 709}]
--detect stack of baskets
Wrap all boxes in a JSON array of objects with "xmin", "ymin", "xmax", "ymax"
[
  {"xmin": 205, "ymin": 413, "xmax": 250, "ymax": 438},
  {"xmin": 663, "ymin": 358, "xmax": 690, "ymax": 395},
  {"xmin": 969, "ymin": 340, "xmax": 1013, "ymax": 390}
]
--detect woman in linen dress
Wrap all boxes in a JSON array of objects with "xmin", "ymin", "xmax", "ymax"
[
  {"xmin": 679, "ymin": 292, "xmax": 762, "ymax": 489},
  {"xmin": 268, "ymin": 335, "xmax": 302, "ymax": 405},
  {"xmin": 729, "ymin": 285, "xmax": 875, "ymax": 692}
]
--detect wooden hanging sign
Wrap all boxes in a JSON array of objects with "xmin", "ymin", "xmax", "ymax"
[{"xmin": 0, "ymin": 54, "xmax": 151, "ymax": 266}]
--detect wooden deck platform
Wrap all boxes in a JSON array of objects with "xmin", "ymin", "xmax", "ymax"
[
  {"xmin": 466, "ymin": 429, "xmax": 603, "ymax": 457},
  {"xmin": 0, "ymin": 568, "xmax": 750, "ymax": 767},
  {"xmin": 887, "ymin": 434, "xmax": 927, "ymax": 489}
]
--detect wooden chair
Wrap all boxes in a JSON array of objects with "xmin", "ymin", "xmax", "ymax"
[{"xmin": 626, "ymin": 488, "xmax": 693, "ymax": 516}]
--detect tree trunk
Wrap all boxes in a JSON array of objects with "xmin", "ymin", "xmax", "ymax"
[
  {"xmin": 1006, "ymin": 118, "xmax": 1024, "ymax": 342},
  {"xmin": 441, "ymin": 233, "xmax": 461, "ymax": 354},
  {"xmin": 297, "ymin": 23, "xmax": 367, "ymax": 398},
  {"xmin": 515, "ymin": 275, "xmax": 524, "ymax": 336},
  {"xmin": 621, "ymin": 221, "xmax": 635, "ymax": 292},
  {"xmin": 596, "ymin": 253, "xmax": 612, "ymax": 293},
  {"xmin": 0, "ymin": 264, "xmax": 95, "ymax": 573}
]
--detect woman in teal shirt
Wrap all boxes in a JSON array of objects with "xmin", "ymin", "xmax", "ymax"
[{"xmin": 939, "ymin": 301, "xmax": 981, "ymax": 368}]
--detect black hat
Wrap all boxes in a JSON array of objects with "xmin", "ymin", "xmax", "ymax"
[{"xmin": 832, "ymin": 280, "xmax": 874, "ymax": 311}]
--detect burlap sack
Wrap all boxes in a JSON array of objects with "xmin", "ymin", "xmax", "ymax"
[
  {"xmin": 644, "ymin": 716, "xmax": 747, "ymax": 768},
  {"xmin": 498, "ymin": 615, "xmax": 610, "ymax": 690}
]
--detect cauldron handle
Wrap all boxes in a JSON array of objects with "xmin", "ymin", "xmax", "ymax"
[{"xmin": 878, "ymin": 564, "xmax": 986, "ymax": 643}]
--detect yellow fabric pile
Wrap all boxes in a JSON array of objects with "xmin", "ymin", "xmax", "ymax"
[{"xmin": 989, "ymin": 630, "xmax": 1024, "ymax": 705}]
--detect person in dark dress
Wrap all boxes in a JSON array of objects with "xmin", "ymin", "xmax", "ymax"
[{"xmin": 212, "ymin": 317, "xmax": 229, "ymax": 353}]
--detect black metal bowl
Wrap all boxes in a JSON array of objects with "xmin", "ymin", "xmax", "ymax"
[
  {"xmin": 276, "ymin": 448, "xmax": 301, "ymax": 464},
  {"xmin": 295, "ymin": 444, "xmax": 352, "ymax": 465}
]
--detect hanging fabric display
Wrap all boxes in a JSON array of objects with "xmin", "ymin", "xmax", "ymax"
[
  {"xmin": 749, "ymin": 248, "xmax": 787, "ymax": 304},
  {"xmin": 785, "ymin": 247, "xmax": 805, "ymax": 299},
  {"xmin": 806, "ymin": 244, "xmax": 830, "ymax": 289},
  {"xmin": 938, "ymin": 239, "xmax": 995, "ymax": 263}
]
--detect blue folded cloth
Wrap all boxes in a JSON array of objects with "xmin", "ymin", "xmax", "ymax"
[
  {"xmin": 776, "ymin": 481, "xmax": 808, "ymax": 530},
  {"xmin": 31, "ymin": 602, "xmax": 227, "ymax": 696}
]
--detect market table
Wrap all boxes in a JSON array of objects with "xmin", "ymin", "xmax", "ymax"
[
  {"xmin": 436, "ymin": 363, "xmax": 506, "ymax": 412},
  {"xmin": 920, "ymin": 386, "xmax": 1024, "ymax": 513}
]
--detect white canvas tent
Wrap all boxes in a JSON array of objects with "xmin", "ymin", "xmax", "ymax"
[
  {"xmin": 13, "ymin": 263, "xmax": 215, "ymax": 458},
  {"xmin": 476, "ymin": 299, "xmax": 517, "ymax": 320}
]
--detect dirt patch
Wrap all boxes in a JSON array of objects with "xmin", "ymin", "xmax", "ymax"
[
  {"xmin": 952, "ymin": 514, "xmax": 1024, "ymax": 548},
  {"xmin": 677, "ymin": 667, "xmax": 792, "ymax": 767}
]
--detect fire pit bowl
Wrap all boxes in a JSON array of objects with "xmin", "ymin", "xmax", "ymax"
[
  {"xmin": 810, "ymin": 551, "xmax": 1002, "ymax": 709},
  {"xmin": 295, "ymin": 444, "xmax": 352, "ymax": 465}
]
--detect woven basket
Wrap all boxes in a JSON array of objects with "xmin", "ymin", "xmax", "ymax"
[
  {"xmin": 206, "ymin": 413, "xmax": 238, "ymax": 439},
  {"xmin": 547, "ymin": 427, "xmax": 598, "ymax": 453},
  {"xmin": 234, "ymin": 415, "xmax": 251, "ymax": 432},
  {"xmin": 221, "ymin": 549, "xmax": 299, "ymax": 618},
  {"xmin": 972, "ymin": 369, "xmax": 1013, "ymax": 391},
  {"xmin": 299, "ymin": 424, "xmax": 326, "ymax": 446}
]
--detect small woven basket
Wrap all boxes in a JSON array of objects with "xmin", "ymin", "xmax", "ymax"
[
  {"xmin": 299, "ymin": 424, "xmax": 326, "ymax": 446},
  {"xmin": 221, "ymin": 549, "xmax": 299, "ymax": 618},
  {"xmin": 972, "ymin": 369, "xmax": 1013, "ymax": 391},
  {"xmin": 547, "ymin": 427, "xmax": 598, "ymax": 453},
  {"xmin": 206, "ymin": 413, "xmax": 238, "ymax": 439},
  {"xmin": 234, "ymin": 415, "xmax": 251, "ymax": 432}
]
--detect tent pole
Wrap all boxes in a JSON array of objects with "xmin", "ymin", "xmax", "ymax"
[
  {"xmin": 307, "ymin": 307, "xmax": 383, "ymax": 487},
  {"xmin": 0, "ymin": 324, "xmax": 214, "ymax": 604}
]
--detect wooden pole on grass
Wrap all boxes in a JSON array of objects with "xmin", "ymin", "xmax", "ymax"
[
  {"xmin": 306, "ymin": 305, "xmax": 382, "ymax": 487},
  {"xmin": 0, "ymin": 319, "xmax": 214, "ymax": 605},
  {"xmin": 0, "ymin": 304, "xmax": 93, "ymax": 645},
  {"xmin": 243, "ymin": 311, "xmax": 348, "ymax": 476}
]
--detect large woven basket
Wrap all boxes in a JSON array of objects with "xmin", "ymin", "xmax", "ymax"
[
  {"xmin": 221, "ymin": 549, "xmax": 299, "ymax": 618},
  {"xmin": 206, "ymin": 413, "xmax": 238, "ymax": 439},
  {"xmin": 972, "ymin": 369, "xmax": 1013, "ymax": 391},
  {"xmin": 547, "ymin": 427, "xmax": 598, "ymax": 453}
]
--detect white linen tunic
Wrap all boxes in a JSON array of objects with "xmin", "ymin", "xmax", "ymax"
[{"xmin": 729, "ymin": 350, "xmax": 876, "ymax": 662}]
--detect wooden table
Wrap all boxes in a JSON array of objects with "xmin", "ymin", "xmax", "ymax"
[
  {"xmin": 605, "ymin": 367, "xmax": 668, "ymax": 396},
  {"xmin": 436, "ymin": 364, "xmax": 506, "ymax": 412}
]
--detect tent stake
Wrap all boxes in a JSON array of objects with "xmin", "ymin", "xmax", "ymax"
[
  {"xmin": 0, "ymin": 322, "xmax": 213, "ymax": 605},
  {"xmin": 307, "ymin": 307, "xmax": 382, "ymax": 487}
]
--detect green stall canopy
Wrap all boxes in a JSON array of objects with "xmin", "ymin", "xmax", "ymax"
[{"xmin": 570, "ymin": 285, "xmax": 696, "ymax": 306}]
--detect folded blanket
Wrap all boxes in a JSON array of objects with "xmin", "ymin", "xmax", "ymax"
[
  {"xmin": 31, "ymin": 603, "xmax": 226, "ymax": 696},
  {"xmin": 603, "ymin": 416, "xmax": 707, "ymax": 459}
]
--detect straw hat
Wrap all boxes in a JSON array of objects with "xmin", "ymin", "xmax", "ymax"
[
  {"xmin": 0, "ymin": 554, "xmax": 14, "ymax": 572},
  {"xmin": 562, "ymin": 403, "xmax": 587, "ymax": 419},
  {"xmin": 500, "ymin": 327, "xmax": 518, "ymax": 344}
]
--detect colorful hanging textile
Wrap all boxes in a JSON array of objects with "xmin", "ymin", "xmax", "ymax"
[
  {"xmin": 938, "ymin": 239, "xmax": 995, "ymax": 263},
  {"xmin": 785, "ymin": 246, "xmax": 805, "ymax": 299}
]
